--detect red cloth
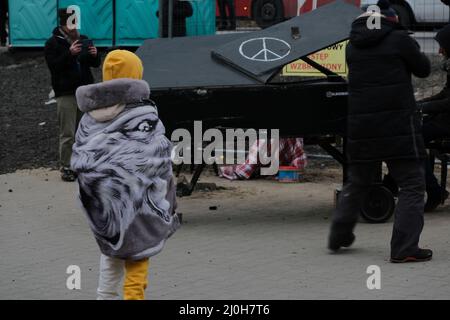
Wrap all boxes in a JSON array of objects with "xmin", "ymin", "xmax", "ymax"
[{"xmin": 220, "ymin": 138, "xmax": 307, "ymax": 180}]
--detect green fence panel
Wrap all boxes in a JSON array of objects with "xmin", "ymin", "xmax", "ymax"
[
  {"xmin": 8, "ymin": 0, "xmax": 57, "ymax": 47},
  {"xmin": 8, "ymin": 0, "xmax": 216, "ymax": 47},
  {"xmin": 58, "ymin": 0, "xmax": 113, "ymax": 47},
  {"xmin": 186, "ymin": 0, "xmax": 216, "ymax": 36},
  {"xmin": 116, "ymin": 0, "xmax": 156, "ymax": 46}
]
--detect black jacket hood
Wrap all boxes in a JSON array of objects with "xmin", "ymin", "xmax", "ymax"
[{"xmin": 349, "ymin": 16, "xmax": 400, "ymax": 48}]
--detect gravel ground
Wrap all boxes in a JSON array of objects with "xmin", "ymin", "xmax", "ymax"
[
  {"xmin": 0, "ymin": 49, "xmax": 445, "ymax": 174},
  {"xmin": 0, "ymin": 50, "xmax": 103, "ymax": 174}
]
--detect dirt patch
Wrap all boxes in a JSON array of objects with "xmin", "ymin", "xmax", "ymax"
[{"xmin": 0, "ymin": 50, "xmax": 103, "ymax": 174}]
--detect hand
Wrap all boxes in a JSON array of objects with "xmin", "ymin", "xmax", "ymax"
[
  {"xmin": 69, "ymin": 40, "xmax": 82, "ymax": 56},
  {"xmin": 88, "ymin": 46, "xmax": 98, "ymax": 57}
]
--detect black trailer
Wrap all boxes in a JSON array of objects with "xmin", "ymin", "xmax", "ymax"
[{"xmin": 136, "ymin": 0, "xmax": 396, "ymax": 223}]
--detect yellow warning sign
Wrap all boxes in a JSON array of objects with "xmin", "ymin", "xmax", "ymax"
[{"xmin": 283, "ymin": 41, "xmax": 348, "ymax": 77}]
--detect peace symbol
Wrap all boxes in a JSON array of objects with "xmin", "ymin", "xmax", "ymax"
[{"xmin": 239, "ymin": 37, "xmax": 291, "ymax": 62}]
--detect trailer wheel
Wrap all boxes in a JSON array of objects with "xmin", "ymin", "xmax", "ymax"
[
  {"xmin": 253, "ymin": 0, "xmax": 284, "ymax": 29},
  {"xmin": 391, "ymin": 4, "xmax": 413, "ymax": 29},
  {"xmin": 360, "ymin": 186, "xmax": 395, "ymax": 224}
]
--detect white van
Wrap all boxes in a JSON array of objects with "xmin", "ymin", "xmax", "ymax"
[{"xmin": 361, "ymin": 0, "xmax": 450, "ymax": 27}]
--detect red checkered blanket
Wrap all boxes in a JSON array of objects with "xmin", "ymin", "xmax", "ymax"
[{"xmin": 219, "ymin": 138, "xmax": 307, "ymax": 180}]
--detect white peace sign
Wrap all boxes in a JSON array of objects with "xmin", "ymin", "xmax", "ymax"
[{"xmin": 239, "ymin": 37, "xmax": 291, "ymax": 62}]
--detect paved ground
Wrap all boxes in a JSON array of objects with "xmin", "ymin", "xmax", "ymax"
[{"xmin": 1, "ymin": 168, "xmax": 450, "ymax": 300}]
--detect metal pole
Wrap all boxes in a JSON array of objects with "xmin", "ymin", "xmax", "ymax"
[
  {"xmin": 168, "ymin": 0, "xmax": 173, "ymax": 38},
  {"xmin": 158, "ymin": 0, "xmax": 164, "ymax": 37}
]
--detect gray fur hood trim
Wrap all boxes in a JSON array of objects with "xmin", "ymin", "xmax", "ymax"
[{"xmin": 76, "ymin": 79, "xmax": 150, "ymax": 112}]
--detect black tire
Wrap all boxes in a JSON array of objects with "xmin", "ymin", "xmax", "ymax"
[
  {"xmin": 360, "ymin": 186, "xmax": 395, "ymax": 224},
  {"xmin": 391, "ymin": 4, "xmax": 413, "ymax": 29},
  {"xmin": 253, "ymin": 0, "xmax": 284, "ymax": 29}
]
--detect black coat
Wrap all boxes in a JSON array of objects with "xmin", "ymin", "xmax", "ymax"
[
  {"xmin": 157, "ymin": 0, "xmax": 193, "ymax": 38},
  {"xmin": 44, "ymin": 28, "xmax": 101, "ymax": 97},
  {"xmin": 417, "ymin": 24, "xmax": 450, "ymax": 129},
  {"xmin": 420, "ymin": 87, "xmax": 450, "ymax": 130},
  {"xmin": 346, "ymin": 16, "xmax": 431, "ymax": 163}
]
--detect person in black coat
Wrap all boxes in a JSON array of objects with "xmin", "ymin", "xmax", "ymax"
[
  {"xmin": 416, "ymin": 24, "xmax": 450, "ymax": 211},
  {"xmin": 45, "ymin": 10, "xmax": 100, "ymax": 97},
  {"xmin": 329, "ymin": 0, "xmax": 433, "ymax": 263},
  {"xmin": 44, "ymin": 8, "xmax": 101, "ymax": 181},
  {"xmin": 157, "ymin": 0, "xmax": 193, "ymax": 38}
]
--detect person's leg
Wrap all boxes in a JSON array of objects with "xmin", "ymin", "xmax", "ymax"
[
  {"xmin": 217, "ymin": 0, "xmax": 227, "ymax": 29},
  {"xmin": 424, "ymin": 154, "xmax": 442, "ymax": 206},
  {"xmin": 123, "ymin": 259, "xmax": 150, "ymax": 300},
  {"xmin": 387, "ymin": 160, "xmax": 426, "ymax": 259},
  {"xmin": 97, "ymin": 254, "xmax": 125, "ymax": 300},
  {"xmin": 226, "ymin": 0, "xmax": 236, "ymax": 30},
  {"xmin": 56, "ymin": 95, "xmax": 78, "ymax": 172},
  {"xmin": 329, "ymin": 162, "xmax": 379, "ymax": 251},
  {"xmin": 422, "ymin": 120, "xmax": 450, "ymax": 210}
]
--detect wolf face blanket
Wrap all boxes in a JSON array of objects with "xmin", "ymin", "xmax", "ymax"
[{"xmin": 71, "ymin": 79, "xmax": 179, "ymax": 261}]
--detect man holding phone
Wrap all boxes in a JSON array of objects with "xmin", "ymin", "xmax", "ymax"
[{"xmin": 45, "ymin": 8, "xmax": 100, "ymax": 182}]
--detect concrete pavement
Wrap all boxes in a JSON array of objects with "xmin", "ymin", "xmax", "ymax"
[{"xmin": 1, "ymin": 169, "xmax": 449, "ymax": 300}]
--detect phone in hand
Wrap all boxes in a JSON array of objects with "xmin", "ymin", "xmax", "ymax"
[{"xmin": 81, "ymin": 39, "xmax": 93, "ymax": 55}]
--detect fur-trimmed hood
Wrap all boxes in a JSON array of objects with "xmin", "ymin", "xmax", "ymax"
[{"xmin": 76, "ymin": 78, "xmax": 150, "ymax": 113}]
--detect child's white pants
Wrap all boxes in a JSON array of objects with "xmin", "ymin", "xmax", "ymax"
[{"xmin": 97, "ymin": 254, "xmax": 124, "ymax": 300}]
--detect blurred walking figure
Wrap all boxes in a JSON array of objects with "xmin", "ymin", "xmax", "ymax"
[
  {"xmin": 328, "ymin": 0, "xmax": 433, "ymax": 263},
  {"xmin": 217, "ymin": 0, "xmax": 236, "ymax": 30},
  {"xmin": 0, "ymin": 0, "xmax": 8, "ymax": 46},
  {"xmin": 157, "ymin": 0, "xmax": 193, "ymax": 37},
  {"xmin": 44, "ymin": 8, "xmax": 100, "ymax": 181}
]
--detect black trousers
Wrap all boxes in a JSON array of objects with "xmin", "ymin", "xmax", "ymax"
[
  {"xmin": 385, "ymin": 119, "xmax": 450, "ymax": 194},
  {"xmin": 218, "ymin": 0, "xmax": 236, "ymax": 28},
  {"xmin": 332, "ymin": 160, "xmax": 425, "ymax": 258},
  {"xmin": 423, "ymin": 119, "xmax": 450, "ymax": 192},
  {"xmin": 0, "ymin": 0, "xmax": 8, "ymax": 44}
]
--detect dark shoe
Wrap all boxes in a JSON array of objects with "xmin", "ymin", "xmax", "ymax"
[
  {"xmin": 425, "ymin": 189, "xmax": 449, "ymax": 212},
  {"xmin": 391, "ymin": 249, "xmax": 433, "ymax": 263},
  {"xmin": 61, "ymin": 168, "xmax": 77, "ymax": 182},
  {"xmin": 328, "ymin": 231, "xmax": 355, "ymax": 252}
]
